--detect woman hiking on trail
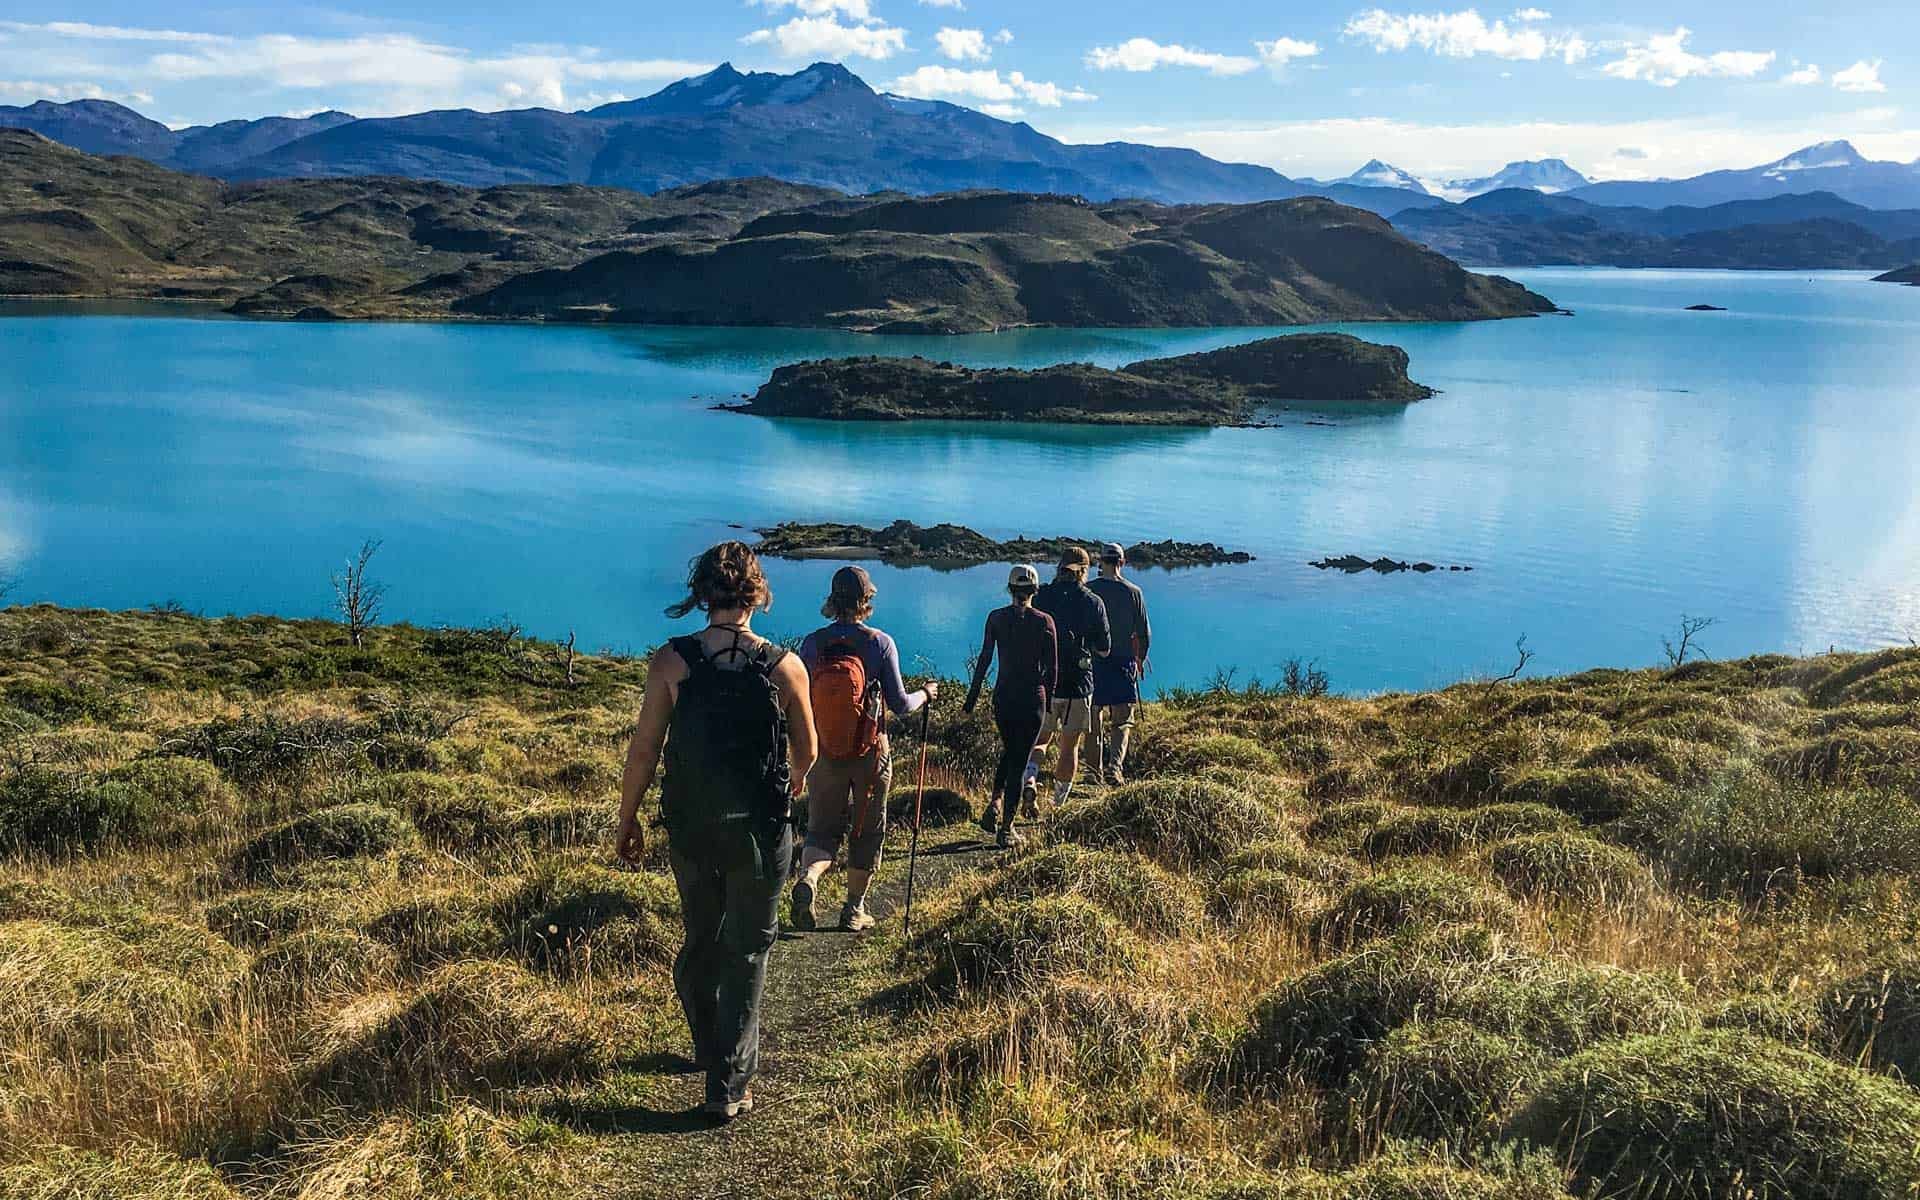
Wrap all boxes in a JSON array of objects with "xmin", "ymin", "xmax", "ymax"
[
  {"xmin": 614, "ymin": 542, "xmax": 817, "ymax": 1123},
  {"xmin": 963, "ymin": 564, "xmax": 1058, "ymax": 847},
  {"xmin": 791, "ymin": 565, "xmax": 940, "ymax": 932}
]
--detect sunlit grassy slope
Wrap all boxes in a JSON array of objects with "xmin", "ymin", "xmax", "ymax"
[{"xmin": 2, "ymin": 604, "xmax": 1916, "ymax": 1198}]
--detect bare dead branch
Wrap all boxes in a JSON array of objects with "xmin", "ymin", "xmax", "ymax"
[
  {"xmin": 331, "ymin": 539, "xmax": 386, "ymax": 648},
  {"xmin": 1662, "ymin": 614, "xmax": 1717, "ymax": 669}
]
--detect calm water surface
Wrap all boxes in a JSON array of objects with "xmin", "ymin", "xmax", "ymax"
[{"xmin": 4, "ymin": 269, "xmax": 1917, "ymax": 693}]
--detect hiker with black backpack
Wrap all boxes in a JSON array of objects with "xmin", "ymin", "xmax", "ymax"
[
  {"xmin": 614, "ymin": 542, "xmax": 816, "ymax": 1123},
  {"xmin": 1023, "ymin": 546, "xmax": 1112, "ymax": 811},
  {"xmin": 1088, "ymin": 542, "xmax": 1151, "ymax": 785},
  {"xmin": 790, "ymin": 565, "xmax": 939, "ymax": 932}
]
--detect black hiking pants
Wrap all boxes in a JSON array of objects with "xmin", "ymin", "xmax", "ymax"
[
  {"xmin": 667, "ymin": 820, "xmax": 793, "ymax": 1105},
  {"xmin": 989, "ymin": 692, "xmax": 1045, "ymax": 830}
]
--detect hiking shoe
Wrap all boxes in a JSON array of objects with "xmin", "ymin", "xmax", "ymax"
[
  {"xmin": 840, "ymin": 904, "xmax": 876, "ymax": 932},
  {"xmin": 1020, "ymin": 777, "xmax": 1039, "ymax": 820},
  {"xmin": 996, "ymin": 825, "xmax": 1024, "ymax": 849},
  {"xmin": 705, "ymin": 1089, "xmax": 754, "ymax": 1122},
  {"xmin": 789, "ymin": 878, "xmax": 816, "ymax": 931},
  {"xmin": 1105, "ymin": 767, "xmax": 1125, "ymax": 787},
  {"xmin": 977, "ymin": 805, "xmax": 999, "ymax": 835}
]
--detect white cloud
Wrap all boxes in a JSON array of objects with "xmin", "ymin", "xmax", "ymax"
[
  {"xmin": 0, "ymin": 21, "xmax": 712, "ymax": 116},
  {"xmin": 741, "ymin": 15, "xmax": 907, "ymax": 60},
  {"xmin": 1512, "ymin": 7, "xmax": 1550, "ymax": 20},
  {"xmin": 1256, "ymin": 37, "xmax": 1321, "ymax": 70},
  {"xmin": 935, "ymin": 27, "xmax": 990, "ymax": 62},
  {"xmin": 1085, "ymin": 37, "xmax": 1259, "ymax": 76},
  {"xmin": 979, "ymin": 102, "xmax": 1021, "ymax": 117},
  {"xmin": 1783, "ymin": 62, "xmax": 1821, "ymax": 86},
  {"xmin": 918, "ymin": 0, "xmax": 967, "ymax": 7},
  {"xmin": 749, "ymin": 0, "xmax": 878, "ymax": 21},
  {"xmin": 1343, "ymin": 9, "xmax": 1588, "ymax": 62},
  {"xmin": 1833, "ymin": 59, "xmax": 1885, "ymax": 93},
  {"xmin": 887, "ymin": 64, "xmax": 1095, "ymax": 107},
  {"xmin": 1600, "ymin": 28, "xmax": 1775, "ymax": 87},
  {"xmin": 995, "ymin": 29, "xmax": 1014, "ymax": 45}
]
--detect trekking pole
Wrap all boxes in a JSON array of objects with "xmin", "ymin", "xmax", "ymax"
[{"xmin": 901, "ymin": 701, "xmax": 933, "ymax": 942}]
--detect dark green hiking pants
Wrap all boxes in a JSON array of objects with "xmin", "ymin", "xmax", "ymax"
[{"xmin": 667, "ymin": 821, "xmax": 793, "ymax": 1105}]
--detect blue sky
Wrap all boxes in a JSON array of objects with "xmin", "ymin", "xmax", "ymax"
[{"xmin": 3, "ymin": 1, "xmax": 1914, "ymax": 182}]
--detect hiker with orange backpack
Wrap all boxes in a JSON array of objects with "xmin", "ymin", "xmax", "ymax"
[{"xmin": 790, "ymin": 566, "xmax": 939, "ymax": 932}]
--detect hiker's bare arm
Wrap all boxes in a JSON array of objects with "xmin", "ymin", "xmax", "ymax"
[
  {"xmin": 963, "ymin": 615, "xmax": 996, "ymax": 711},
  {"xmin": 775, "ymin": 654, "xmax": 817, "ymax": 791},
  {"xmin": 614, "ymin": 646, "xmax": 683, "ymax": 862}
]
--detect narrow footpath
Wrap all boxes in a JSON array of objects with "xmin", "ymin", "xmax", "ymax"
[{"xmin": 596, "ymin": 822, "xmax": 992, "ymax": 1199}]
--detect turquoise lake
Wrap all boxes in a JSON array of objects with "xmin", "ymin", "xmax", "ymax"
[{"xmin": 3, "ymin": 269, "xmax": 1918, "ymax": 694}]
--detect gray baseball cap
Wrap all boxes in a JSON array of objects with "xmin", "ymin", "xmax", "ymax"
[
  {"xmin": 1100, "ymin": 542, "xmax": 1126, "ymax": 563},
  {"xmin": 1007, "ymin": 564, "xmax": 1039, "ymax": 589}
]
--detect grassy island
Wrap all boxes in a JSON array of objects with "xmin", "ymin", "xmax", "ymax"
[
  {"xmin": 2, "ymin": 603, "xmax": 1917, "ymax": 1199},
  {"xmin": 755, "ymin": 521, "xmax": 1253, "ymax": 568}
]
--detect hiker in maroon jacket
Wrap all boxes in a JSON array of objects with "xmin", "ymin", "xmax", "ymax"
[{"xmin": 963, "ymin": 564, "xmax": 1058, "ymax": 847}]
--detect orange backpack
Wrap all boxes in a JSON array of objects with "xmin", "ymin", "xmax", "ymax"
[{"xmin": 812, "ymin": 634, "xmax": 881, "ymax": 761}]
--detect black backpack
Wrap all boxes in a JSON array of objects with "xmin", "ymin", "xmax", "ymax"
[{"xmin": 660, "ymin": 635, "xmax": 793, "ymax": 839}]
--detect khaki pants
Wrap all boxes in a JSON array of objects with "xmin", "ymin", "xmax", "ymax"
[
  {"xmin": 802, "ymin": 738, "xmax": 892, "ymax": 871},
  {"xmin": 1093, "ymin": 703, "xmax": 1136, "ymax": 777}
]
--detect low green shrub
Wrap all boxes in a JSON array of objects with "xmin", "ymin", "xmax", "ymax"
[
  {"xmin": 1288, "ymin": 1148, "xmax": 1572, "ymax": 1200},
  {"xmin": 281, "ymin": 1103, "xmax": 578, "ymax": 1200},
  {"xmin": 1140, "ymin": 732, "xmax": 1282, "ymax": 778},
  {"xmin": 1223, "ymin": 840, "xmax": 1361, "ymax": 887},
  {"xmin": 312, "ymin": 960, "xmax": 612, "ymax": 1101},
  {"xmin": 364, "ymin": 889, "xmax": 500, "ymax": 968},
  {"xmin": 920, "ymin": 897, "xmax": 1141, "ymax": 999},
  {"xmin": 1705, "ymin": 991, "xmax": 1831, "ymax": 1048},
  {"xmin": 248, "ymin": 929, "xmax": 397, "ymax": 1002},
  {"xmin": 1504, "ymin": 1030, "xmax": 1920, "ymax": 1199},
  {"xmin": 2, "ymin": 677, "xmax": 127, "ymax": 725},
  {"xmin": 204, "ymin": 890, "xmax": 332, "ymax": 948},
  {"xmin": 493, "ymin": 864, "xmax": 680, "ymax": 975},
  {"xmin": 1501, "ymin": 767, "xmax": 1658, "ymax": 824},
  {"xmin": 0, "ymin": 1144, "xmax": 241, "ymax": 1199},
  {"xmin": 1212, "ymin": 868, "xmax": 1324, "ymax": 925},
  {"xmin": 0, "ymin": 766, "xmax": 150, "ymax": 854},
  {"xmin": 1049, "ymin": 779, "xmax": 1290, "ymax": 868},
  {"xmin": 1193, "ymin": 765, "xmax": 1302, "ymax": 815},
  {"xmin": 1765, "ymin": 728, "xmax": 1920, "ymax": 790},
  {"xmin": 232, "ymin": 803, "xmax": 418, "ymax": 881},
  {"xmin": 104, "ymin": 756, "xmax": 242, "ymax": 842},
  {"xmin": 978, "ymin": 845, "xmax": 1206, "ymax": 937},
  {"xmin": 1578, "ymin": 734, "xmax": 1725, "ymax": 785},
  {"xmin": 1240, "ymin": 929, "xmax": 1694, "ymax": 1086},
  {"xmin": 1809, "ymin": 647, "xmax": 1920, "ymax": 707},
  {"xmin": 1307, "ymin": 800, "xmax": 1394, "ymax": 844},
  {"xmin": 886, "ymin": 785, "xmax": 978, "ymax": 828},
  {"xmin": 1823, "ymin": 951, "xmax": 1920, "ymax": 1083},
  {"xmin": 1487, "ymin": 833, "xmax": 1654, "ymax": 904},
  {"xmin": 1344, "ymin": 1018, "xmax": 1541, "ymax": 1144},
  {"xmin": 1620, "ymin": 766, "xmax": 1920, "ymax": 897},
  {"xmin": 1311, "ymin": 867, "xmax": 1518, "ymax": 951},
  {"xmin": 1363, "ymin": 804, "xmax": 1575, "ymax": 860}
]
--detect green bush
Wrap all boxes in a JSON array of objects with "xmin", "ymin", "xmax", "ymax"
[
  {"xmin": 232, "ymin": 803, "xmax": 418, "ymax": 880},
  {"xmin": 1344, "ymin": 1018, "xmax": 1541, "ymax": 1144},
  {"xmin": 1240, "ymin": 929, "xmax": 1694, "ymax": 1086},
  {"xmin": 364, "ymin": 889, "xmax": 499, "ymax": 968},
  {"xmin": 1141, "ymin": 732, "xmax": 1282, "ymax": 778},
  {"xmin": 1223, "ymin": 840, "xmax": 1361, "ymax": 887},
  {"xmin": 105, "ymin": 756, "xmax": 242, "ymax": 842},
  {"xmin": 1504, "ymin": 1030, "xmax": 1920, "ymax": 1199},
  {"xmin": 1307, "ymin": 800, "xmax": 1394, "ymax": 843},
  {"xmin": 204, "ymin": 890, "xmax": 331, "ymax": 948},
  {"xmin": 1809, "ymin": 647, "xmax": 1920, "ymax": 706},
  {"xmin": 1363, "ymin": 804, "xmax": 1575, "ymax": 860},
  {"xmin": 1212, "ymin": 868, "xmax": 1324, "ymax": 925},
  {"xmin": 1501, "ymin": 767, "xmax": 1657, "ymax": 824},
  {"xmin": 1311, "ymin": 867, "xmax": 1518, "ymax": 951},
  {"xmin": 493, "ymin": 864, "xmax": 680, "ymax": 975},
  {"xmin": 978, "ymin": 845, "xmax": 1206, "ymax": 937},
  {"xmin": 1621, "ymin": 766, "xmax": 1920, "ymax": 897},
  {"xmin": 0, "ymin": 1144, "xmax": 241, "ymax": 1199},
  {"xmin": 1823, "ymin": 951, "xmax": 1920, "ymax": 1083},
  {"xmin": 1705, "ymin": 992, "xmax": 1831, "ymax": 1048},
  {"xmin": 1049, "ymin": 778, "xmax": 1290, "ymax": 868},
  {"xmin": 920, "ymin": 897, "xmax": 1142, "ymax": 999},
  {"xmin": 1577, "ymin": 734, "xmax": 1724, "ymax": 784},
  {"xmin": 1766, "ymin": 728, "xmax": 1920, "ymax": 790},
  {"xmin": 0, "ymin": 766, "xmax": 151, "ymax": 854},
  {"xmin": 1487, "ymin": 833, "xmax": 1654, "ymax": 904},
  {"xmin": 2, "ymin": 677, "xmax": 126, "ymax": 725},
  {"xmin": 1194, "ymin": 765, "xmax": 1302, "ymax": 815},
  {"xmin": 349, "ymin": 772, "xmax": 522, "ymax": 851},
  {"xmin": 248, "ymin": 929, "xmax": 398, "ymax": 1002},
  {"xmin": 313, "ymin": 960, "xmax": 612, "ymax": 1102}
]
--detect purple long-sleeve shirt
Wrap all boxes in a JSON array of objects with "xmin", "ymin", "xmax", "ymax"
[{"xmin": 798, "ymin": 621, "xmax": 929, "ymax": 718}]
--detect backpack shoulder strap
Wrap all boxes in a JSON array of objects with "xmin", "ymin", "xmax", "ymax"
[{"xmin": 670, "ymin": 635, "xmax": 710, "ymax": 674}]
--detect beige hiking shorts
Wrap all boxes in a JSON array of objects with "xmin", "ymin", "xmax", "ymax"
[{"xmin": 1041, "ymin": 696, "xmax": 1095, "ymax": 735}]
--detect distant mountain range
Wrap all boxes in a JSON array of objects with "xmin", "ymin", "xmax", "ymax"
[
  {"xmin": 1392, "ymin": 188, "xmax": 1920, "ymax": 269},
  {"xmin": 1301, "ymin": 158, "xmax": 1593, "ymax": 202},
  {"xmin": 0, "ymin": 64, "xmax": 1431, "ymax": 216}
]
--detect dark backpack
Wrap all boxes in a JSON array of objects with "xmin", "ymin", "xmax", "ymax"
[{"xmin": 660, "ymin": 635, "xmax": 793, "ymax": 838}]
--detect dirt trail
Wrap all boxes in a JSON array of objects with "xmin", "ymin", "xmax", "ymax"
[{"xmin": 596, "ymin": 824, "xmax": 992, "ymax": 1199}]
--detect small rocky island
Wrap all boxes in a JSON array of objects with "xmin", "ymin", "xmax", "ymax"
[
  {"xmin": 730, "ymin": 334, "xmax": 1432, "ymax": 426},
  {"xmin": 1873, "ymin": 265, "xmax": 1920, "ymax": 286},
  {"xmin": 1311, "ymin": 554, "xmax": 1474, "ymax": 574},
  {"xmin": 1684, "ymin": 304, "xmax": 1728, "ymax": 311},
  {"xmin": 756, "ymin": 521, "xmax": 1252, "ymax": 569}
]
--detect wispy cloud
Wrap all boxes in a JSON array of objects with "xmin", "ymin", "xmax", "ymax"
[
  {"xmin": 1782, "ymin": 62, "xmax": 1822, "ymax": 86},
  {"xmin": 1085, "ymin": 38, "xmax": 1258, "ymax": 76},
  {"xmin": 1344, "ymin": 9, "xmax": 1589, "ymax": 63},
  {"xmin": 1600, "ymin": 28, "xmax": 1774, "ymax": 87},
  {"xmin": 1256, "ymin": 37, "xmax": 1320, "ymax": 71},
  {"xmin": 887, "ymin": 63, "xmax": 1095, "ymax": 112},
  {"xmin": 934, "ymin": 27, "xmax": 990, "ymax": 62},
  {"xmin": 1833, "ymin": 59, "xmax": 1886, "ymax": 94},
  {"xmin": 740, "ymin": 15, "xmax": 907, "ymax": 60}
]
